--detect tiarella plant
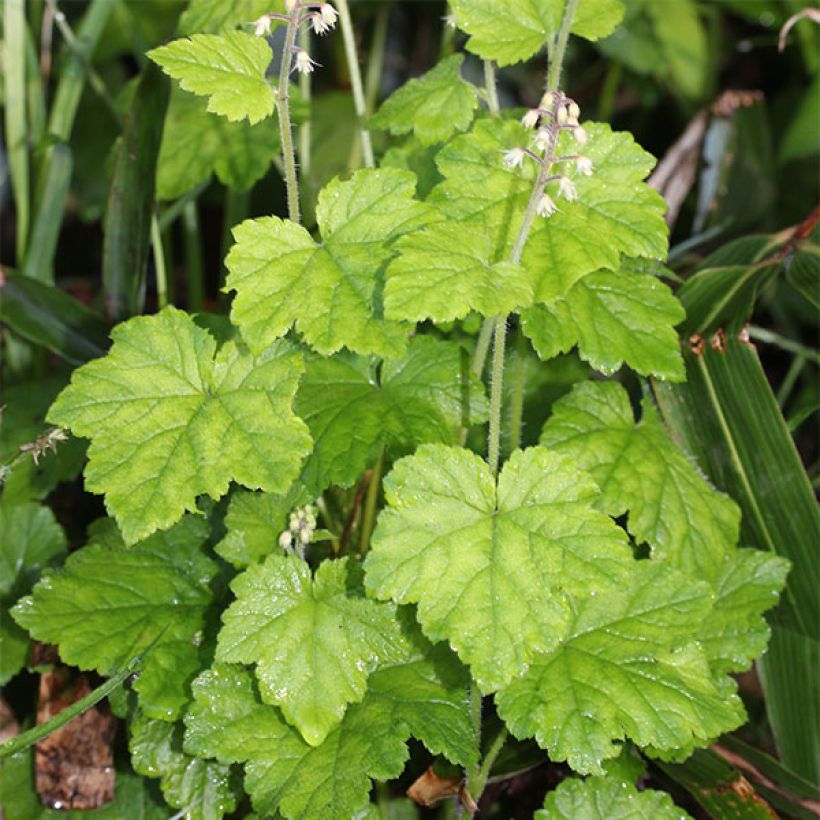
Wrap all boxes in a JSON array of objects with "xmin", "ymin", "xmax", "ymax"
[{"xmin": 1, "ymin": 0, "xmax": 798, "ymax": 818}]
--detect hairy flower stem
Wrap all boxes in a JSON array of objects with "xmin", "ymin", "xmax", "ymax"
[
  {"xmin": 298, "ymin": 25, "xmax": 312, "ymax": 178},
  {"xmin": 546, "ymin": 0, "xmax": 581, "ymax": 93},
  {"xmin": 359, "ymin": 447, "xmax": 384, "ymax": 555},
  {"xmin": 277, "ymin": 6, "xmax": 301, "ymax": 222},
  {"xmin": 508, "ymin": 325, "xmax": 527, "ymax": 453},
  {"xmin": 336, "ymin": 0, "xmax": 374, "ymax": 168}
]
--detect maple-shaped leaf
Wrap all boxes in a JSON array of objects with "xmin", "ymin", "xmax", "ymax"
[
  {"xmin": 185, "ymin": 630, "xmax": 477, "ymax": 819},
  {"xmin": 536, "ymin": 775, "xmax": 691, "ymax": 819},
  {"xmin": 157, "ymin": 88, "xmax": 279, "ymax": 200},
  {"xmin": 215, "ymin": 483, "xmax": 312, "ymax": 568},
  {"xmin": 697, "ymin": 549, "xmax": 789, "ymax": 675},
  {"xmin": 521, "ymin": 267, "xmax": 685, "ymax": 379},
  {"xmin": 216, "ymin": 555, "xmax": 405, "ymax": 746},
  {"xmin": 540, "ymin": 381, "xmax": 740, "ymax": 578},
  {"xmin": 178, "ymin": 0, "xmax": 280, "ymax": 35},
  {"xmin": 364, "ymin": 444, "xmax": 632, "ymax": 691},
  {"xmin": 496, "ymin": 560, "xmax": 745, "ymax": 775},
  {"xmin": 430, "ymin": 121, "xmax": 667, "ymax": 297},
  {"xmin": 47, "ymin": 306, "xmax": 311, "ymax": 544},
  {"xmin": 148, "ymin": 31, "xmax": 275, "ymax": 124},
  {"xmin": 226, "ymin": 168, "xmax": 434, "ymax": 357},
  {"xmin": 12, "ymin": 516, "xmax": 217, "ymax": 721},
  {"xmin": 384, "ymin": 221, "xmax": 534, "ymax": 322},
  {"xmin": 130, "ymin": 711, "xmax": 241, "ymax": 820},
  {"xmin": 295, "ymin": 336, "xmax": 488, "ymax": 491},
  {"xmin": 451, "ymin": 0, "xmax": 626, "ymax": 65},
  {"xmin": 371, "ymin": 54, "xmax": 478, "ymax": 145}
]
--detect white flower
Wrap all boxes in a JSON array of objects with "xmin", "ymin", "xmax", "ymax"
[
  {"xmin": 279, "ymin": 530, "xmax": 294, "ymax": 550},
  {"xmin": 254, "ymin": 14, "xmax": 272, "ymax": 36},
  {"xmin": 521, "ymin": 108, "xmax": 540, "ymax": 129},
  {"xmin": 294, "ymin": 49, "xmax": 319, "ymax": 74},
  {"xmin": 576, "ymin": 156, "xmax": 594, "ymax": 176},
  {"xmin": 536, "ymin": 193, "xmax": 558, "ymax": 217},
  {"xmin": 311, "ymin": 14, "xmax": 330, "ymax": 34},
  {"xmin": 558, "ymin": 176, "xmax": 577, "ymax": 201},
  {"xmin": 502, "ymin": 147, "xmax": 526, "ymax": 169},
  {"xmin": 285, "ymin": 0, "xmax": 298, "ymax": 11},
  {"xmin": 533, "ymin": 128, "xmax": 551, "ymax": 152},
  {"xmin": 574, "ymin": 126, "xmax": 588, "ymax": 146},
  {"xmin": 539, "ymin": 91, "xmax": 555, "ymax": 110},
  {"xmin": 319, "ymin": 3, "xmax": 338, "ymax": 26},
  {"xmin": 567, "ymin": 101, "xmax": 580, "ymax": 120}
]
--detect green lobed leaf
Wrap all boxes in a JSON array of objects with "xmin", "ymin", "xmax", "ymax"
[
  {"xmin": 522, "ymin": 267, "xmax": 685, "ymax": 378},
  {"xmin": 364, "ymin": 444, "xmax": 632, "ymax": 691},
  {"xmin": 536, "ymin": 774, "xmax": 691, "ymax": 819},
  {"xmin": 130, "ymin": 711, "xmax": 240, "ymax": 820},
  {"xmin": 157, "ymin": 87, "xmax": 279, "ymax": 200},
  {"xmin": 148, "ymin": 31, "xmax": 275, "ymax": 124},
  {"xmin": 385, "ymin": 220, "xmax": 534, "ymax": 322},
  {"xmin": 47, "ymin": 306, "xmax": 311, "ymax": 544},
  {"xmin": 295, "ymin": 336, "xmax": 488, "ymax": 491},
  {"xmin": 215, "ymin": 483, "xmax": 313, "ymax": 568},
  {"xmin": 12, "ymin": 516, "xmax": 217, "ymax": 721},
  {"xmin": 178, "ymin": 0, "xmax": 281, "ymax": 35},
  {"xmin": 216, "ymin": 555, "xmax": 405, "ymax": 746},
  {"xmin": 371, "ymin": 54, "xmax": 478, "ymax": 146},
  {"xmin": 541, "ymin": 380, "xmax": 739, "ymax": 577},
  {"xmin": 226, "ymin": 168, "xmax": 434, "ymax": 357},
  {"xmin": 496, "ymin": 560, "xmax": 745, "ymax": 775},
  {"xmin": 451, "ymin": 0, "xmax": 626, "ymax": 66},
  {"xmin": 184, "ymin": 631, "xmax": 476, "ymax": 818}
]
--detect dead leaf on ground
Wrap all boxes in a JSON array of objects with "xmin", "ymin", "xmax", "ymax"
[{"xmin": 407, "ymin": 766, "xmax": 463, "ymax": 807}]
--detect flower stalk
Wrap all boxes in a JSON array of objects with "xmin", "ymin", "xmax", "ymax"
[{"xmin": 276, "ymin": 3, "xmax": 303, "ymax": 222}]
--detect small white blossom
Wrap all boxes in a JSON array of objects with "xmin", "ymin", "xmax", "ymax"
[
  {"xmin": 533, "ymin": 128, "xmax": 551, "ymax": 152},
  {"xmin": 319, "ymin": 3, "xmax": 338, "ymax": 25},
  {"xmin": 539, "ymin": 91, "xmax": 555, "ymax": 110},
  {"xmin": 558, "ymin": 176, "xmax": 577, "ymax": 201},
  {"xmin": 294, "ymin": 49, "xmax": 319, "ymax": 74},
  {"xmin": 576, "ymin": 156, "xmax": 594, "ymax": 176},
  {"xmin": 443, "ymin": 13, "xmax": 457, "ymax": 28},
  {"xmin": 285, "ymin": 0, "xmax": 298, "ymax": 11},
  {"xmin": 311, "ymin": 14, "xmax": 330, "ymax": 34},
  {"xmin": 567, "ymin": 101, "xmax": 580, "ymax": 120},
  {"xmin": 254, "ymin": 14, "xmax": 272, "ymax": 37},
  {"xmin": 521, "ymin": 108, "xmax": 540, "ymax": 129},
  {"xmin": 536, "ymin": 193, "xmax": 558, "ymax": 218},
  {"xmin": 279, "ymin": 530, "xmax": 294, "ymax": 550},
  {"xmin": 574, "ymin": 126, "xmax": 588, "ymax": 146},
  {"xmin": 502, "ymin": 147, "xmax": 526, "ymax": 169}
]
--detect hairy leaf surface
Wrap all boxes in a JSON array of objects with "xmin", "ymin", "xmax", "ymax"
[
  {"xmin": 451, "ymin": 0, "xmax": 626, "ymax": 65},
  {"xmin": 536, "ymin": 775, "xmax": 691, "ymax": 818},
  {"xmin": 540, "ymin": 381, "xmax": 739, "ymax": 577},
  {"xmin": 522, "ymin": 268, "xmax": 685, "ymax": 379},
  {"xmin": 216, "ymin": 555, "xmax": 405, "ymax": 746},
  {"xmin": 364, "ymin": 444, "xmax": 632, "ymax": 691},
  {"xmin": 226, "ymin": 168, "xmax": 433, "ymax": 357},
  {"xmin": 295, "ymin": 336, "xmax": 487, "ymax": 491},
  {"xmin": 47, "ymin": 306, "xmax": 311, "ymax": 544},
  {"xmin": 185, "ymin": 632, "xmax": 476, "ymax": 818},
  {"xmin": 13, "ymin": 516, "xmax": 216, "ymax": 720},
  {"xmin": 130, "ymin": 712, "xmax": 240, "ymax": 820},
  {"xmin": 496, "ymin": 561, "xmax": 745, "ymax": 774},
  {"xmin": 371, "ymin": 54, "xmax": 478, "ymax": 145},
  {"xmin": 179, "ymin": 0, "xmax": 279, "ymax": 35},
  {"xmin": 149, "ymin": 32, "xmax": 275, "ymax": 123}
]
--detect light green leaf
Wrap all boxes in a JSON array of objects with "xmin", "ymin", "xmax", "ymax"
[
  {"xmin": 496, "ymin": 561, "xmax": 745, "ymax": 774},
  {"xmin": 364, "ymin": 444, "xmax": 632, "ymax": 691},
  {"xmin": 295, "ymin": 336, "xmax": 487, "ymax": 491},
  {"xmin": 226, "ymin": 168, "xmax": 434, "ymax": 357},
  {"xmin": 522, "ymin": 267, "xmax": 685, "ymax": 379},
  {"xmin": 12, "ymin": 516, "xmax": 217, "ymax": 721},
  {"xmin": 451, "ymin": 0, "xmax": 626, "ymax": 65},
  {"xmin": 185, "ymin": 635, "xmax": 476, "ymax": 818},
  {"xmin": 216, "ymin": 555, "xmax": 405, "ymax": 746},
  {"xmin": 697, "ymin": 549, "xmax": 790, "ymax": 675},
  {"xmin": 430, "ymin": 121, "xmax": 667, "ymax": 298},
  {"xmin": 148, "ymin": 31, "xmax": 275, "ymax": 124},
  {"xmin": 371, "ymin": 54, "xmax": 478, "ymax": 145},
  {"xmin": 130, "ymin": 711, "xmax": 240, "ymax": 820},
  {"xmin": 536, "ymin": 775, "xmax": 691, "ymax": 819},
  {"xmin": 47, "ymin": 306, "xmax": 311, "ymax": 544},
  {"xmin": 385, "ymin": 220, "xmax": 534, "ymax": 322},
  {"xmin": 215, "ymin": 483, "xmax": 313, "ymax": 568},
  {"xmin": 178, "ymin": 0, "xmax": 281, "ymax": 35},
  {"xmin": 540, "ymin": 381, "xmax": 740, "ymax": 578},
  {"xmin": 157, "ymin": 88, "xmax": 279, "ymax": 200},
  {"xmin": 0, "ymin": 608, "xmax": 30, "ymax": 684}
]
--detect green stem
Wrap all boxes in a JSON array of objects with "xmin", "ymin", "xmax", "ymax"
[
  {"xmin": 483, "ymin": 59, "xmax": 500, "ymax": 116},
  {"xmin": 777, "ymin": 354, "xmax": 806, "ymax": 409},
  {"xmin": 749, "ymin": 325, "xmax": 820, "ymax": 365},
  {"xmin": 151, "ymin": 214, "xmax": 168, "ymax": 309},
  {"xmin": 359, "ymin": 448, "xmax": 384, "ymax": 555},
  {"xmin": 158, "ymin": 179, "xmax": 210, "ymax": 232},
  {"xmin": 546, "ymin": 0, "xmax": 581, "ymax": 93},
  {"xmin": 508, "ymin": 324, "xmax": 527, "ymax": 454},
  {"xmin": 468, "ymin": 725, "xmax": 509, "ymax": 800},
  {"xmin": 471, "ymin": 319, "xmax": 494, "ymax": 380},
  {"xmin": 486, "ymin": 315, "xmax": 508, "ymax": 475},
  {"xmin": 221, "ymin": 187, "xmax": 250, "ymax": 296},
  {"xmin": 299, "ymin": 25, "xmax": 312, "ymax": 179},
  {"xmin": 277, "ymin": 7, "xmax": 301, "ymax": 222},
  {"xmin": 182, "ymin": 200, "xmax": 204, "ymax": 312},
  {"xmin": 597, "ymin": 59, "xmax": 622, "ymax": 122},
  {"xmin": 364, "ymin": 3, "xmax": 389, "ymax": 116},
  {"xmin": 336, "ymin": 0, "xmax": 374, "ymax": 168}
]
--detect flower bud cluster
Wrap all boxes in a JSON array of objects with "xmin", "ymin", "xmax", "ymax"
[
  {"xmin": 253, "ymin": 2, "xmax": 337, "ymax": 74},
  {"xmin": 501, "ymin": 91, "xmax": 596, "ymax": 219},
  {"xmin": 17, "ymin": 427, "xmax": 69, "ymax": 466},
  {"xmin": 279, "ymin": 504, "xmax": 318, "ymax": 557}
]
